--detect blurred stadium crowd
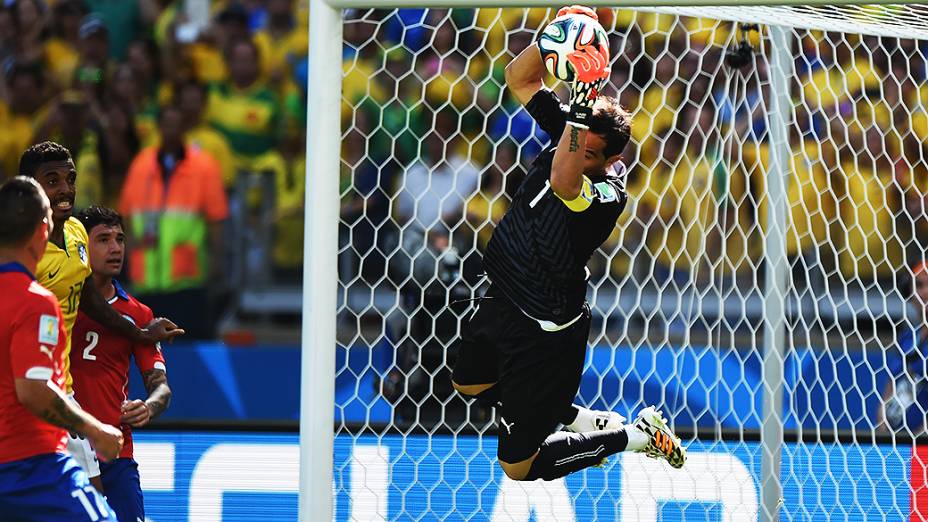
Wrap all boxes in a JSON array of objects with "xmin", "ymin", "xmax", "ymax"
[
  {"xmin": 4, "ymin": 2, "xmax": 928, "ymax": 336},
  {"xmin": 0, "ymin": 0, "xmax": 309, "ymax": 337},
  {"xmin": 341, "ymin": 8, "xmax": 928, "ymax": 305}
]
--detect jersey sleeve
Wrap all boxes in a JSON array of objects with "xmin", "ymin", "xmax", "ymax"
[
  {"xmin": 10, "ymin": 299, "xmax": 62, "ymax": 381},
  {"xmin": 555, "ymin": 174, "xmax": 628, "ymax": 214},
  {"xmin": 71, "ymin": 218, "xmax": 90, "ymax": 246},
  {"xmin": 70, "ymin": 219, "xmax": 92, "ymax": 278},
  {"xmin": 132, "ymin": 303, "xmax": 166, "ymax": 374},
  {"xmin": 525, "ymin": 88, "xmax": 568, "ymax": 141}
]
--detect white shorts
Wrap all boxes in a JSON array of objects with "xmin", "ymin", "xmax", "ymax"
[{"xmin": 66, "ymin": 394, "xmax": 100, "ymax": 478}]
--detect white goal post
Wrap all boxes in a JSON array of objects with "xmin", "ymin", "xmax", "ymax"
[
  {"xmin": 302, "ymin": 1, "xmax": 928, "ymax": 521},
  {"xmin": 300, "ymin": 0, "xmax": 341, "ymax": 519}
]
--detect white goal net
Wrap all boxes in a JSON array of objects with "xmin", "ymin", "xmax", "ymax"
[{"xmin": 331, "ymin": 6, "xmax": 926, "ymax": 520}]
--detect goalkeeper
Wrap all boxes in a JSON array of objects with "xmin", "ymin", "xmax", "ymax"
[{"xmin": 451, "ymin": 6, "xmax": 685, "ymax": 481}]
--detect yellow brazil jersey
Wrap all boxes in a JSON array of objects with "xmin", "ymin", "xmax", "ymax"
[
  {"xmin": 246, "ymin": 152, "xmax": 306, "ymax": 268},
  {"xmin": 186, "ymin": 125, "xmax": 236, "ymax": 188},
  {"xmin": 206, "ymin": 81, "xmax": 281, "ymax": 164},
  {"xmin": 44, "ymin": 38, "xmax": 80, "ymax": 89},
  {"xmin": 35, "ymin": 217, "xmax": 92, "ymax": 393},
  {"xmin": 254, "ymin": 28, "xmax": 308, "ymax": 83},
  {"xmin": 647, "ymin": 152, "xmax": 717, "ymax": 272},
  {"xmin": 0, "ymin": 110, "xmax": 38, "ymax": 180},
  {"xmin": 802, "ymin": 56, "xmax": 880, "ymax": 109},
  {"xmin": 838, "ymin": 159, "xmax": 903, "ymax": 280},
  {"xmin": 744, "ymin": 142, "xmax": 834, "ymax": 258}
]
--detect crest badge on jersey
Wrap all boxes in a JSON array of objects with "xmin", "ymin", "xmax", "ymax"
[
  {"xmin": 594, "ymin": 182, "xmax": 618, "ymax": 203},
  {"xmin": 77, "ymin": 243, "xmax": 87, "ymax": 264},
  {"xmin": 38, "ymin": 314, "xmax": 59, "ymax": 346}
]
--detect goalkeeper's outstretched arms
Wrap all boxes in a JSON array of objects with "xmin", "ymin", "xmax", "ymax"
[{"xmin": 504, "ymin": 45, "xmax": 547, "ymax": 106}]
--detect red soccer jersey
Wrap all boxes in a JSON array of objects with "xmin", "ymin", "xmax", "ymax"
[
  {"xmin": 71, "ymin": 280, "xmax": 166, "ymax": 459},
  {"xmin": 0, "ymin": 262, "xmax": 68, "ymax": 464}
]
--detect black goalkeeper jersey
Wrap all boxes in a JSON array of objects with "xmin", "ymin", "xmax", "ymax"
[{"xmin": 482, "ymin": 89, "xmax": 629, "ymax": 326}]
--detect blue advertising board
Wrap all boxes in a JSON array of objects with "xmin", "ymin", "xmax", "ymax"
[
  {"xmin": 134, "ymin": 341, "xmax": 896, "ymax": 431},
  {"xmin": 132, "ymin": 431, "xmax": 911, "ymax": 521}
]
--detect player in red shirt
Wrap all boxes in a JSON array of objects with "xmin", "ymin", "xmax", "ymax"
[
  {"xmin": 0, "ymin": 177, "xmax": 121, "ymax": 521},
  {"xmin": 72, "ymin": 206, "xmax": 173, "ymax": 522},
  {"xmin": 20, "ymin": 141, "xmax": 186, "ymax": 493}
]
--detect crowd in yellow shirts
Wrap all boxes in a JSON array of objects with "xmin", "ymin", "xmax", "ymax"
[
  {"xmin": 3, "ymin": 3, "xmax": 926, "ymax": 294},
  {"xmin": 0, "ymin": 0, "xmax": 309, "ymax": 281},
  {"xmin": 342, "ymin": 8, "xmax": 928, "ymax": 290}
]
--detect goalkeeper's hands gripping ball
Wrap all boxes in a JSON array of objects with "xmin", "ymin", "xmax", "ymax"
[{"xmin": 566, "ymin": 36, "xmax": 610, "ymax": 128}]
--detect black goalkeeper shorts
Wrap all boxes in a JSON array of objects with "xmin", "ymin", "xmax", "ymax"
[{"xmin": 452, "ymin": 285, "xmax": 590, "ymax": 464}]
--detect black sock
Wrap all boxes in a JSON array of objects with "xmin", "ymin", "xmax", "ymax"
[{"xmin": 523, "ymin": 429, "xmax": 629, "ymax": 481}]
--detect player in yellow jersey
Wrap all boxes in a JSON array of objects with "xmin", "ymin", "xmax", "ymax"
[{"xmin": 19, "ymin": 142, "xmax": 185, "ymax": 492}]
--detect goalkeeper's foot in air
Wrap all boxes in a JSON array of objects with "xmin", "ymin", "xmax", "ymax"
[{"xmin": 634, "ymin": 406, "xmax": 686, "ymax": 469}]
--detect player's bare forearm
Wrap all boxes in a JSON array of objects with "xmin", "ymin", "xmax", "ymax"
[
  {"xmin": 550, "ymin": 124, "xmax": 588, "ymax": 200},
  {"xmin": 15, "ymin": 378, "xmax": 96, "ymax": 436},
  {"xmin": 39, "ymin": 395, "xmax": 90, "ymax": 434},
  {"xmin": 505, "ymin": 44, "xmax": 547, "ymax": 106},
  {"xmin": 80, "ymin": 277, "xmax": 185, "ymax": 343},
  {"xmin": 80, "ymin": 276, "xmax": 148, "ymax": 343},
  {"xmin": 142, "ymin": 369, "xmax": 172, "ymax": 420}
]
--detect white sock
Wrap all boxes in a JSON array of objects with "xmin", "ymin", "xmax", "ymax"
[
  {"xmin": 625, "ymin": 425, "xmax": 649, "ymax": 452},
  {"xmin": 564, "ymin": 406, "xmax": 595, "ymax": 432}
]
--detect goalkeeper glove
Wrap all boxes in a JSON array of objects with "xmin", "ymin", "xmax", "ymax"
[
  {"xmin": 556, "ymin": 5, "xmax": 598, "ymax": 20},
  {"xmin": 566, "ymin": 43, "xmax": 610, "ymax": 128}
]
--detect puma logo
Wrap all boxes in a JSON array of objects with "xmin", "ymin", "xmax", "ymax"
[
  {"xmin": 38, "ymin": 345, "xmax": 54, "ymax": 358},
  {"xmin": 500, "ymin": 417, "xmax": 515, "ymax": 435}
]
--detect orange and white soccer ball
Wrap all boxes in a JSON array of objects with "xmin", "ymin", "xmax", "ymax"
[{"xmin": 537, "ymin": 13, "xmax": 609, "ymax": 82}]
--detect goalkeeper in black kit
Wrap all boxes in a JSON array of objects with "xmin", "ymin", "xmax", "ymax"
[{"xmin": 451, "ymin": 5, "xmax": 685, "ymax": 481}]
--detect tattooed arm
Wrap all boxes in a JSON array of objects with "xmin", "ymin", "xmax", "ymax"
[
  {"xmin": 16, "ymin": 378, "xmax": 91, "ymax": 433},
  {"xmin": 15, "ymin": 378, "xmax": 123, "ymax": 460},
  {"xmin": 120, "ymin": 369, "xmax": 172, "ymax": 427},
  {"xmin": 551, "ymin": 124, "xmax": 588, "ymax": 200},
  {"xmin": 143, "ymin": 369, "xmax": 172, "ymax": 419}
]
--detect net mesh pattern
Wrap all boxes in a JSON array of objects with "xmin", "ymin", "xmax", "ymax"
[
  {"xmin": 645, "ymin": 5, "xmax": 928, "ymax": 40},
  {"xmin": 334, "ymin": 7, "xmax": 925, "ymax": 519}
]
